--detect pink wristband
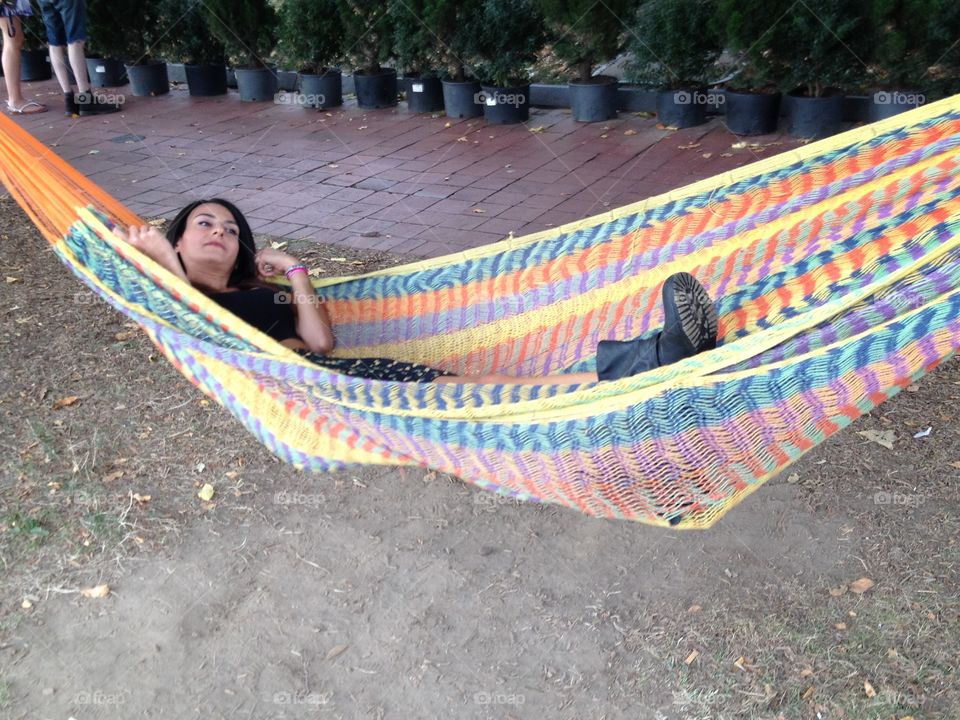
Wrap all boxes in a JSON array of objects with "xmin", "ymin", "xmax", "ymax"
[{"xmin": 285, "ymin": 264, "xmax": 308, "ymax": 279}]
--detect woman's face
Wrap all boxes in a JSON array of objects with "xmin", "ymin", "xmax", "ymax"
[{"xmin": 175, "ymin": 202, "xmax": 241, "ymax": 273}]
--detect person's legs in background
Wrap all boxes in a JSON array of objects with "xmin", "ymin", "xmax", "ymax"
[
  {"xmin": 1, "ymin": 11, "xmax": 48, "ymax": 114},
  {"xmin": 40, "ymin": 0, "xmax": 115, "ymax": 115}
]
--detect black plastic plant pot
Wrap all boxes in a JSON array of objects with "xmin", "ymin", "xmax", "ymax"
[
  {"xmin": 656, "ymin": 88, "xmax": 708, "ymax": 128},
  {"xmin": 235, "ymin": 67, "xmax": 279, "ymax": 102},
  {"xmin": 166, "ymin": 62, "xmax": 187, "ymax": 84},
  {"xmin": 20, "ymin": 49, "xmax": 51, "ymax": 81},
  {"xmin": 86, "ymin": 57, "xmax": 127, "ymax": 87},
  {"xmin": 480, "ymin": 84, "xmax": 530, "ymax": 124},
  {"xmin": 126, "ymin": 60, "xmax": 169, "ymax": 97},
  {"xmin": 867, "ymin": 89, "xmax": 926, "ymax": 122},
  {"xmin": 723, "ymin": 89, "xmax": 781, "ymax": 135},
  {"xmin": 784, "ymin": 88, "xmax": 844, "ymax": 139},
  {"xmin": 185, "ymin": 63, "xmax": 227, "ymax": 96},
  {"xmin": 569, "ymin": 75, "xmax": 618, "ymax": 122},
  {"xmin": 299, "ymin": 69, "xmax": 343, "ymax": 108},
  {"xmin": 354, "ymin": 68, "xmax": 398, "ymax": 108},
  {"xmin": 406, "ymin": 74, "xmax": 444, "ymax": 113},
  {"xmin": 442, "ymin": 78, "xmax": 482, "ymax": 118},
  {"xmin": 277, "ymin": 70, "xmax": 298, "ymax": 92}
]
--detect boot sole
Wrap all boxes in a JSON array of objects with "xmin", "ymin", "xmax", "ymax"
[{"xmin": 668, "ymin": 272, "xmax": 718, "ymax": 352}]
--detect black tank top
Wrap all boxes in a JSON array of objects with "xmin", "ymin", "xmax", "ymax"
[{"xmin": 208, "ymin": 287, "xmax": 299, "ymax": 342}]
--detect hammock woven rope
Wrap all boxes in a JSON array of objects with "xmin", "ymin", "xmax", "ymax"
[{"xmin": 3, "ymin": 96, "xmax": 960, "ymax": 529}]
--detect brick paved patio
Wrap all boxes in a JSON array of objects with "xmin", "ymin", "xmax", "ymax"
[{"xmin": 10, "ymin": 79, "xmax": 805, "ymax": 258}]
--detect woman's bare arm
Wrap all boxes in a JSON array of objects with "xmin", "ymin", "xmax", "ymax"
[{"xmin": 113, "ymin": 225, "xmax": 189, "ymax": 283}]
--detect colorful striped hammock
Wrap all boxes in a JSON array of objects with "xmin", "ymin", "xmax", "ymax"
[{"xmin": 2, "ymin": 96, "xmax": 959, "ymax": 529}]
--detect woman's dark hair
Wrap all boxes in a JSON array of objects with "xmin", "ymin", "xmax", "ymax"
[{"xmin": 165, "ymin": 199, "xmax": 259, "ymax": 289}]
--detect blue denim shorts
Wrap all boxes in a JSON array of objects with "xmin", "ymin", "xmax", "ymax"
[
  {"xmin": 39, "ymin": 0, "xmax": 86, "ymax": 46},
  {"xmin": 0, "ymin": 0, "xmax": 32, "ymax": 18}
]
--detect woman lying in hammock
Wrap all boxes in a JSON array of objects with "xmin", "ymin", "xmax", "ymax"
[{"xmin": 116, "ymin": 199, "xmax": 718, "ymax": 385}]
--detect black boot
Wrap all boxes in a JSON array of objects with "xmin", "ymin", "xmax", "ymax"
[
  {"xmin": 596, "ymin": 272, "xmax": 718, "ymax": 381},
  {"xmin": 64, "ymin": 91, "xmax": 79, "ymax": 116},
  {"xmin": 76, "ymin": 91, "xmax": 120, "ymax": 116},
  {"xmin": 596, "ymin": 335, "xmax": 661, "ymax": 380},
  {"xmin": 657, "ymin": 271, "xmax": 717, "ymax": 365}
]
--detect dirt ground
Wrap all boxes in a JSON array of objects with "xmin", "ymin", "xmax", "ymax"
[{"xmin": 1, "ymin": 194, "xmax": 958, "ymax": 720}]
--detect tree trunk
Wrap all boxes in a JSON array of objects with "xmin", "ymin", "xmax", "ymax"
[{"xmin": 579, "ymin": 59, "xmax": 592, "ymax": 83}]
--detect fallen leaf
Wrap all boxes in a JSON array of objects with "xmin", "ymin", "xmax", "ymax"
[
  {"xmin": 457, "ymin": 136, "xmax": 468, "ymax": 142},
  {"xmin": 733, "ymin": 656, "xmax": 751, "ymax": 671},
  {"xmin": 687, "ymin": 604, "xmax": 702, "ymax": 614},
  {"xmin": 88, "ymin": 149, "xmax": 100, "ymax": 155},
  {"xmin": 443, "ymin": 121, "xmax": 451, "ymax": 128},
  {"xmin": 53, "ymin": 396, "xmax": 80, "ymax": 409},
  {"xmin": 269, "ymin": 241, "xmax": 288, "ymax": 250},
  {"xmin": 21, "ymin": 598, "xmax": 33, "ymax": 609},
  {"xmin": 624, "ymin": 129, "xmax": 637, "ymax": 136},
  {"xmin": 684, "ymin": 649, "xmax": 699, "ymax": 665},
  {"xmin": 599, "ymin": 133, "xmax": 608, "ymax": 138},
  {"xmin": 80, "ymin": 584, "xmax": 110, "ymax": 599},
  {"xmin": 326, "ymin": 643, "xmax": 348, "ymax": 660},
  {"xmin": 471, "ymin": 208, "xmax": 485, "ymax": 214},
  {"xmin": 198, "ymin": 483, "xmax": 215, "ymax": 501},
  {"xmin": 102, "ymin": 470, "xmax": 124, "ymax": 483},
  {"xmin": 863, "ymin": 680, "xmax": 877, "ymax": 698},
  {"xmin": 829, "ymin": 584, "xmax": 847, "ymax": 597},
  {"xmin": 858, "ymin": 429, "xmax": 895, "ymax": 449},
  {"xmin": 678, "ymin": 143, "xmax": 701, "ymax": 150},
  {"xmin": 732, "ymin": 141, "xmax": 747, "ymax": 149},
  {"xmin": 132, "ymin": 493, "xmax": 151, "ymax": 504},
  {"xmin": 787, "ymin": 473, "xmax": 799, "ymax": 483},
  {"xmin": 800, "ymin": 667, "xmax": 814, "ymax": 678},
  {"xmin": 720, "ymin": 152, "xmax": 733, "ymax": 157},
  {"xmin": 849, "ymin": 577, "xmax": 874, "ymax": 594},
  {"xmin": 701, "ymin": 152, "xmax": 713, "ymax": 159},
  {"xmin": 656, "ymin": 123, "xmax": 678, "ymax": 130},
  {"xmin": 835, "ymin": 622, "xmax": 847, "ymax": 630},
  {"xmin": 528, "ymin": 126, "xmax": 545, "ymax": 133},
  {"xmin": 114, "ymin": 331, "xmax": 138, "ymax": 341},
  {"xmin": 802, "ymin": 686, "xmax": 814, "ymax": 701},
  {"xmin": 906, "ymin": 383, "xmax": 920, "ymax": 392},
  {"xmin": 5, "ymin": 276, "xmax": 21, "ymax": 283}
]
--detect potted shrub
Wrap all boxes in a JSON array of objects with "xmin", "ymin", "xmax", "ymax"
[
  {"xmin": 84, "ymin": 0, "xmax": 129, "ymax": 87},
  {"xmin": 19, "ymin": 13, "xmax": 52, "ymax": 82},
  {"xmin": 536, "ymin": 0, "xmax": 630, "ymax": 122},
  {"xmin": 276, "ymin": 0, "xmax": 344, "ymax": 108},
  {"xmin": 158, "ymin": 0, "xmax": 228, "ymax": 96},
  {"xmin": 923, "ymin": 0, "xmax": 960, "ymax": 99},
  {"xmin": 391, "ymin": 0, "xmax": 444, "ymax": 112},
  {"xmin": 338, "ymin": 0, "xmax": 398, "ymax": 108},
  {"xmin": 464, "ymin": 0, "xmax": 546, "ymax": 124},
  {"xmin": 626, "ymin": 0, "xmax": 722, "ymax": 129},
  {"xmin": 91, "ymin": 1, "xmax": 170, "ymax": 96},
  {"xmin": 712, "ymin": 0, "xmax": 783, "ymax": 135},
  {"xmin": 762, "ymin": 0, "xmax": 861, "ymax": 139},
  {"xmin": 423, "ymin": 0, "xmax": 485, "ymax": 118},
  {"xmin": 202, "ymin": 0, "xmax": 279, "ymax": 102},
  {"xmin": 861, "ymin": 0, "xmax": 935, "ymax": 121}
]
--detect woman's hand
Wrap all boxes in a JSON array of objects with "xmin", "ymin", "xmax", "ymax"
[
  {"xmin": 255, "ymin": 247, "xmax": 299, "ymax": 279},
  {"xmin": 113, "ymin": 224, "xmax": 188, "ymax": 281}
]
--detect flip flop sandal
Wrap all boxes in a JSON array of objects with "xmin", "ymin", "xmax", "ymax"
[{"xmin": 7, "ymin": 100, "xmax": 47, "ymax": 115}]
